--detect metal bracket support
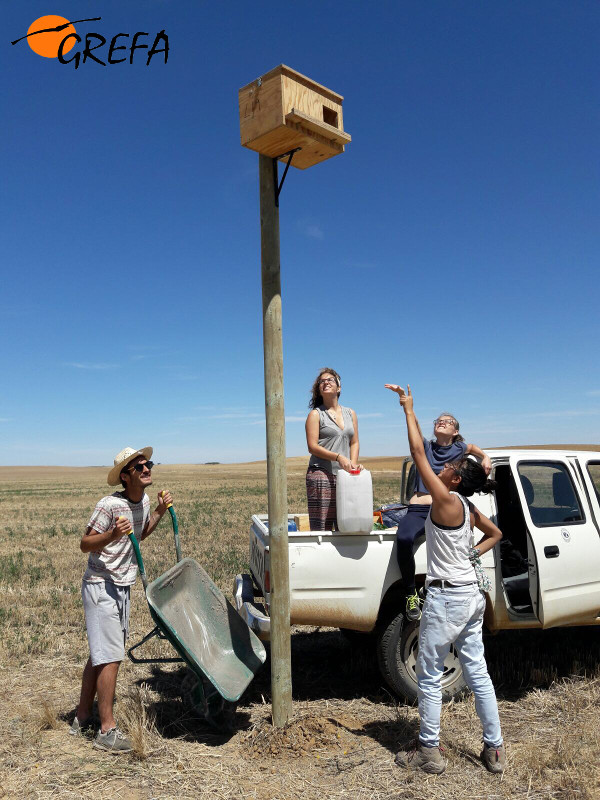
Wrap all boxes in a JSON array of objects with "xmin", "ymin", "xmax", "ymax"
[
  {"xmin": 273, "ymin": 148, "xmax": 301, "ymax": 207},
  {"xmin": 127, "ymin": 625, "xmax": 184, "ymax": 664}
]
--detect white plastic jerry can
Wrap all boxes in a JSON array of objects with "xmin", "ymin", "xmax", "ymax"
[{"xmin": 336, "ymin": 468, "xmax": 373, "ymax": 533}]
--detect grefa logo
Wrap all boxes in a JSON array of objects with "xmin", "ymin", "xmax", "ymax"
[{"xmin": 11, "ymin": 15, "xmax": 169, "ymax": 68}]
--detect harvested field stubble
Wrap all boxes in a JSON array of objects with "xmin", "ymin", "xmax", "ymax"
[{"xmin": 0, "ymin": 458, "xmax": 599, "ymax": 799}]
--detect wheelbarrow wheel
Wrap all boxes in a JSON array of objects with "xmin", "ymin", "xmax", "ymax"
[
  {"xmin": 181, "ymin": 669, "xmax": 237, "ymax": 733},
  {"xmin": 204, "ymin": 694, "xmax": 238, "ymax": 734}
]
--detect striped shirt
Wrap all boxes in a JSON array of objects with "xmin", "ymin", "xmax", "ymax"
[{"xmin": 83, "ymin": 492, "xmax": 150, "ymax": 586}]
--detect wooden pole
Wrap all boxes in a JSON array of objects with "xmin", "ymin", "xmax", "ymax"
[{"xmin": 259, "ymin": 153, "xmax": 292, "ymax": 727}]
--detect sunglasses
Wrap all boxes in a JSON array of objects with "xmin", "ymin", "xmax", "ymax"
[{"xmin": 128, "ymin": 461, "xmax": 154, "ymax": 473}]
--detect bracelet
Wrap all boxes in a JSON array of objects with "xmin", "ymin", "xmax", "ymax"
[{"xmin": 335, "ymin": 453, "xmax": 340, "ymax": 462}]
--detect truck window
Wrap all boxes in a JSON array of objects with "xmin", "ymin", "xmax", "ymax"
[
  {"xmin": 517, "ymin": 461, "xmax": 584, "ymax": 527},
  {"xmin": 587, "ymin": 462, "xmax": 600, "ymax": 504}
]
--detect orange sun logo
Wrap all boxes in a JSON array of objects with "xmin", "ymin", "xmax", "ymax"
[
  {"xmin": 11, "ymin": 15, "xmax": 168, "ymax": 68},
  {"xmin": 26, "ymin": 15, "xmax": 77, "ymax": 58}
]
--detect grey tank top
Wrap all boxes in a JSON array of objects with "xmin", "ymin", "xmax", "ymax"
[{"xmin": 308, "ymin": 405, "xmax": 354, "ymax": 474}]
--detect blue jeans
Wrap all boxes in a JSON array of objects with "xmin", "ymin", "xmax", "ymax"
[
  {"xmin": 395, "ymin": 504, "xmax": 429, "ymax": 593},
  {"xmin": 416, "ymin": 584, "xmax": 502, "ymax": 748}
]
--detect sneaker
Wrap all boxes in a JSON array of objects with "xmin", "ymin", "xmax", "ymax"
[
  {"xmin": 93, "ymin": 726, "xmax": 133, "ymax": 754},
  {"xmin": 481, "ymin": 742, "xmax": 506, "ymax": 773},
  {"xmin": 395, "ymin": 743, "xmax": 446, "ymax": 774},
  {"xmin": 69, "ymin": 716, "xmax": 93, "ymax": 737},
  {"xmin": 405, "ymin": 591, "xmax": 422, "ymax": 622}
]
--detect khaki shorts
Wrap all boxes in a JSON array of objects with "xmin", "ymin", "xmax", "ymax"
[{"xmin": 82, "ymin": 580, "xmax": 131, "ymax": 666}]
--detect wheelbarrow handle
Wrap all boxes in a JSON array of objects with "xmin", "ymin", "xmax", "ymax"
[
  {"xmin": 161, "ymin": 492, "xmax": 182, "ymax": 562},
  {"xmin": 123, "ymin": 522, "xmax": 148, "ymax": 592},
  {"xmin": 169, "ymin": 506, "xmax": 182, "ymax": 562}
]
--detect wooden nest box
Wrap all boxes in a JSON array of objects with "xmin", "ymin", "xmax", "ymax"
[{"xmin": 239, "ymin": 65, "xmax": 351, "ymax": 170}]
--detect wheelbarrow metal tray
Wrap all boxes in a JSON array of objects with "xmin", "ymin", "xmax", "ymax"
[{"xmin": 145, "ymin": 557, "xmax": 266, "ymax": 702}]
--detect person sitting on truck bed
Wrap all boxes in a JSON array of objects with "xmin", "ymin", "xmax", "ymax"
[
  {"xmin": 385, "ymin": 385, "xmax": 491, "ymax": 622},
  {"xmin": 390, "ymin": 383, "xmax": 505, "ymax": 776},
  {"xmin": 305, "ymin": 367, "xmax": 362, "ymax": 531}
]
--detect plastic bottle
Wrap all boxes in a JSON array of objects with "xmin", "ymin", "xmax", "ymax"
[
  {"xmin": 336, "ymin": 469, "xmax": 373, "ymax": 533},
  {"xmin": 264, "ymin": 519, "xmax": 298, "ymax": 532}
]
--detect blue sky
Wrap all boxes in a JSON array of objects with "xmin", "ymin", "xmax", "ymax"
[{"xmin": 2, "ymin": 1, "xmax": 598, "ymax": 466}]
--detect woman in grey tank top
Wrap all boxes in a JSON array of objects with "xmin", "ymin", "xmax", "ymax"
[{"xmin": 305, "ymin": 367, "xmax": 362, "ymax": 531}]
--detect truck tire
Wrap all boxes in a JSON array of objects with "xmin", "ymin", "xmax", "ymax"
[{"xmin": 376, "ymin": 611, "xmax": 467, "ymax": 703}]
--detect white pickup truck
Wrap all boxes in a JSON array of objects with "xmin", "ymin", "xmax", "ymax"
[{"xmin": 234, "ymin": 449, "xmax": 600, "ymax": 702}]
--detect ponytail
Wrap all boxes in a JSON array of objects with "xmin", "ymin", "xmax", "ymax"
[{"xmin": 476, "ymin": 478, "xmax": 497, "ymax": 496}]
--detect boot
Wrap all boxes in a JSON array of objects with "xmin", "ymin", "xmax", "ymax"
[
  {"xmin": 481, "ymin": 742, "xmax": 506, "ymax": 773},
  {"xmin": 395, "ymin": 742, "xmax": 446, "ymax": 774}
]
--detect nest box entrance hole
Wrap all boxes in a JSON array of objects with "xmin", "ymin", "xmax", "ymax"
[{"xmin": 322, "ymin": 106, "xmax": 338, "ymax": 128}]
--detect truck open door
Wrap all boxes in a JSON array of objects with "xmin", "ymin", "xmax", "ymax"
[
  {"xmin": 580, "ymin": 458, "xmax": 600, "ymax": 521},
  {"xmin": 508, "ymin": 455, "xmax": 600, "ymax": 627}
]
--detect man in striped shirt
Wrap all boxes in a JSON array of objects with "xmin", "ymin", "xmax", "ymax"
[{"xmin": 70, "ymin": 446, "xmax": 172, "ymax": 754}]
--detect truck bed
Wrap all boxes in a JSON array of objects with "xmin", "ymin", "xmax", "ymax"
[{"xmin": 248, "ymin": 513, "xmax": 427, "ymax": 632}]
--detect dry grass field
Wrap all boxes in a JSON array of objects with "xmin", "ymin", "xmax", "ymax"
[{"xmin": 1, "ymin": 454, "xmax": 600, "ymax": 799}]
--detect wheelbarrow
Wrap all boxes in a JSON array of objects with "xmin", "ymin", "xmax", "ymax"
[{"xmin": 125, "ymin": 500, "xmax": 266, "ymax": 730}]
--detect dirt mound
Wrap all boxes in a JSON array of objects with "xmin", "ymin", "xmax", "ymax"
[{"xmin": 242, "ymin": 714, "xmax": 359, "ymax": 759}]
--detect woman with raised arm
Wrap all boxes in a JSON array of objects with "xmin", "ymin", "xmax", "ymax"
[
  {"xmin": 305, "ymin": 367, "xmax": 361, "ymax": 531},
  {"xmin": 385, "ymin": 385, "xmax": 491, "ymax": 622},
  {"xmin": 388, "ymin": 384, "xmax": 505, "ymax": 776}
]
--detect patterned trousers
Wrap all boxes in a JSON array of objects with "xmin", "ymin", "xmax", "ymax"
[{"xmin": 306, "ymin": 467, "xmax": 337, "ymax": 531}]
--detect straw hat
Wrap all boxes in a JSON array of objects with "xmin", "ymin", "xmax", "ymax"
[{"xmin": 107, "ymin": 446, "xmax": 153, "ymax": 486}]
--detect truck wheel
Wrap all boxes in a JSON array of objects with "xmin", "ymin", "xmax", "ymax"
[{"xmin": 376, "ymin": 612, "xmax": 467, "ymax": 703}]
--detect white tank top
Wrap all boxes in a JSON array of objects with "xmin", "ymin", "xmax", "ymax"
[{"xmin": 425, "ymin": 492, "xmax": 477, "ymax": 586}]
